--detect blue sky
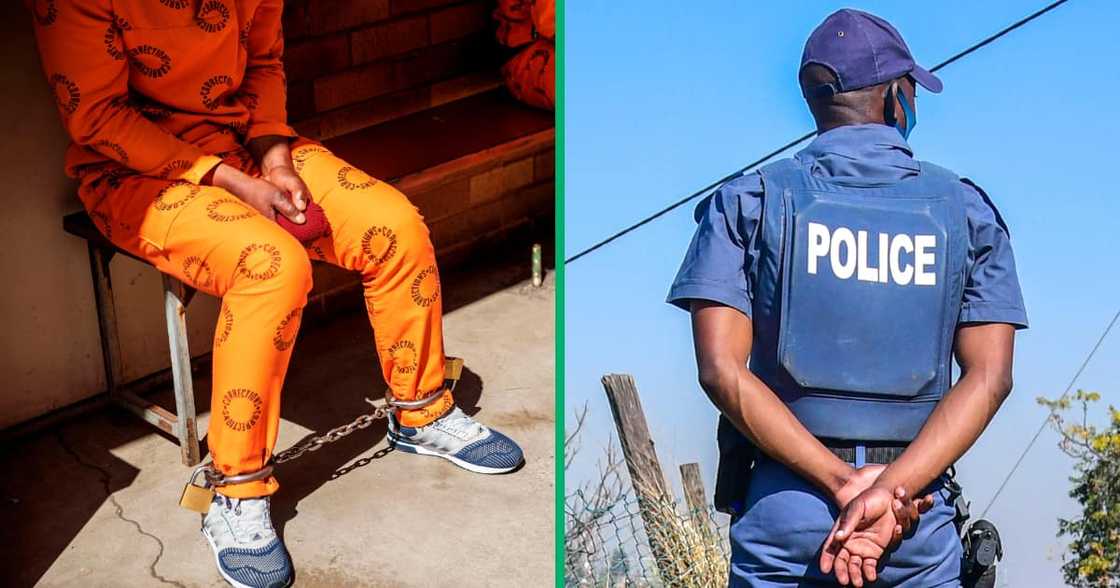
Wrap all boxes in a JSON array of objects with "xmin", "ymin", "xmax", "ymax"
[{"xmin": 564, "ymin": 1, "xmax": 1119, "ymax": 585}]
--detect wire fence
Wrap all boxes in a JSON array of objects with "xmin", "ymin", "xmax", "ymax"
[
  {"xmin": 565, "ymin": 490, "xmax": 732, "ymax": 588},
  {"xmin": 565, "ymin": 378, "xmax": 734, "ymax": 587}
]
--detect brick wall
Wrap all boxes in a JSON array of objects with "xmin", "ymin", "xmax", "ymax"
[
  {"xmin": 417, "ymin": 144, "xmax": 555, "ymax": 264},
  {"xmin": 282, "ymin": 0, "xmax": 504, "ymax": 140}
]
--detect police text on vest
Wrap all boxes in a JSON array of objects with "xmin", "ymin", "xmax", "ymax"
[{"xmin": 806, "ymin": 222, "xmax": 937, "ymax": 286}]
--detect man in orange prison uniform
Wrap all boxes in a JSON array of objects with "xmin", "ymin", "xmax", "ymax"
[{"xmin": 30, "ymin": 2, "xmax": 524, "ymax": 586}]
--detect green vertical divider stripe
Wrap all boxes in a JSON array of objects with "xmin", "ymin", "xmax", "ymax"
[{"xmin": 555, "ymin": 0, "xmax": 566, "ymax": 585}]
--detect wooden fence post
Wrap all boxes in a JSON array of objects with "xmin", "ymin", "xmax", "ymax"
[
  {"xmin": 679, "ymin": 462, "xmax": 717, "ymax": 545},
  {"xmin": 601, "ymin": 373, "xmax": 675, "ymax": 581},
  {"xmin": 601, "ymin": 374, "xmax": 670, "ymax": 499}
]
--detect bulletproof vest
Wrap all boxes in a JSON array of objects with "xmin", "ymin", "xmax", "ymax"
[{"xmin": 748, "ymin": 157, "xmax": 969, "ymax": 442}]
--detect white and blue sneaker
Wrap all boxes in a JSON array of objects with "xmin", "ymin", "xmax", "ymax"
[
  {"xmin": 202, "ymin": 495, "xmax": 293, "ymax": 588},
  {"xmin": 388, "ymin": 406, "xmax": 524, "ymax": 474}
]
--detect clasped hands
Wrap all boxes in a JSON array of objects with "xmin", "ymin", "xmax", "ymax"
[
  {"xmin": 821, "ymin": 464, "xmax": 934, "ymax": 587},
  {"xmin": 208, "ymin": 160, "xmax": 310, "ymax": 225}
]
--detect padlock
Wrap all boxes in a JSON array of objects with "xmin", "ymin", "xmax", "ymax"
[
  {"xmin": 444, "ymin": 356, "xmax": 464, "ymax": 385},
  {"xmin": 179, "ymin": 466, "xmax": 216, "ymax": 513}
]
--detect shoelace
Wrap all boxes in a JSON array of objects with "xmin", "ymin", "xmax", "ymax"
[
  {"xmin": 429, "ymin": 408, "xmax": 484, "ymax": 441},
  {"xmin": 221, "ymin": 496, "xmax": 274, "ymax": 544}
]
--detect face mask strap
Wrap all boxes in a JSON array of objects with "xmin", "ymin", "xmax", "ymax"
[
  {"xmin": 896, "ymin": 83, "xmax": 917, "ymax": 139},
  {"xmin": 885, "ymin": 80, "xmax": 916, "ymax": 140}
]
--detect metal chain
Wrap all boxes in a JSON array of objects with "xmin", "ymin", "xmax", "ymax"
[
  {"xmin": 194, "ymin": 358, "xmax": 463, "ymax": 487},
  {"xmin": 272, "ymin": 397, "xmax": 393, "ymax": 464},
  {"xmin": 197, "ymin": 397, "xmax": 395, "ymax": 487},
  {"xmin": 272, "ymin": 370, "xmax": 457, "ymax": 465}
]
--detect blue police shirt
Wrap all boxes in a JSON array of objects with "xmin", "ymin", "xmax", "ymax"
[{"xmin": 667, "ymin": 123, "xmax": 1029, "ymax": 329}]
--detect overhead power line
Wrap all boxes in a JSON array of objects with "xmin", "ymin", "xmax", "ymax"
[
  {"xmin": 979, "ymin": 307, "xmax": 1120, "ymax": 519},
  {"xmin": 565, "ymin": 0, "xmax": 1072, "ymax": 265}
]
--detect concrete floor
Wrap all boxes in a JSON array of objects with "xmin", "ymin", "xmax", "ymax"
[{"xmin": 0, "ymin": 259, "xmax": 555, "ymax": 587}]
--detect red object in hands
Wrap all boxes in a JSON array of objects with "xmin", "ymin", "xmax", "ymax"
[{"xmin": 276, "ymin": 201, "xmax": 329, "ymax": 244}]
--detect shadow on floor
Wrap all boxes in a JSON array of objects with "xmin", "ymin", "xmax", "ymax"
[{"xmin": 0, "ymin": 222, "xmax": 553, "ymax": 587}]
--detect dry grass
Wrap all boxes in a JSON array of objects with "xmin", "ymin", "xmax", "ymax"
[{"xmin": 635, "ymin": 485, "xmax": 729, "ymax": 588}]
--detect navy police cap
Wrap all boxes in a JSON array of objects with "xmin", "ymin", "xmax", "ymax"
[{"xmin": 801, "ymin": 9, "xmax": 943, "ymax": 96}]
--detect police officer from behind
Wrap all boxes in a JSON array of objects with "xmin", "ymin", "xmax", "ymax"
[{"xmin": 667, "ymin": 9, "xmax": 1028, "ymax": 588}]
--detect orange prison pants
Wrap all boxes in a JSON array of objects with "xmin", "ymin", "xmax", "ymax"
[{"xmin": 79, "ymin": 140, "xmax": 452, "ymax": 498}]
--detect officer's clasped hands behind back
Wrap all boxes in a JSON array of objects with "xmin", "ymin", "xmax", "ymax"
[{"xmin": 669, "ymin": 9, "xmax": 1027, "ymax": 588}]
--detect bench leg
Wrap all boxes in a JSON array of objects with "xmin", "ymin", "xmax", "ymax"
[
  {"xmin": 162, "ymin": 274, "xmax": 201, "ymax": 466},
  {"xmin": 90, "ymin": 244, "xmax": 184, "ymax": 440},
  {"xmin": 88, "ymin": 245, "xmax": 125, "ymax": 398}
]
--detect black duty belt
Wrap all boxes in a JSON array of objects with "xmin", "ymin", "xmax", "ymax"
[{"xmin": 823, "ymin": 441, "xmax": 909, "ymax": 465}]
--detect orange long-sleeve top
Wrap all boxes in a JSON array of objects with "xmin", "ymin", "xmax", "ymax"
[{"xmin": 31, "ymin": 0, "xmax": 297, "ymax": 183}]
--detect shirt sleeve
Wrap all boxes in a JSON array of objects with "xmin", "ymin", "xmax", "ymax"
[
  {"xmin": 666, "ymin": 174, "xmax": 764, "ymax": 317},
  {"xmin": 30, "ymin": 0, "xmax": 221, "ymax": 183},
  {"xmin": 239, "ymin": 0, "xmax": 298, "ymax": 142},
  {"xmin": 958, "ymin": 179, "xmax": 1029, "ymax": 329}
]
